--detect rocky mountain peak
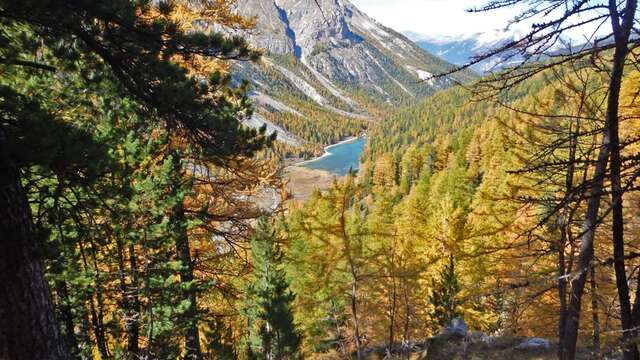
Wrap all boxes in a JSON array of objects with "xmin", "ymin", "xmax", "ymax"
[{"xmin": 230, "ymin": 0, "xmax": 474, "ymax": 148}]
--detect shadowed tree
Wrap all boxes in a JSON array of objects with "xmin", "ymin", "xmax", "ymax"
[{"xmin": 0, "ymin": 1, "xmax": 273, "ymax": 358}]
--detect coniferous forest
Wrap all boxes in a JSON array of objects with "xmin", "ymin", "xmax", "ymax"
[{"xmin": 1, "ymin": 1, "xmax": 640, "ymax": 360}]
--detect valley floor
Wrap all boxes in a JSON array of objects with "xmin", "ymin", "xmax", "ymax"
[{"xmin": 284, "ymin": 165, "xmax": 337, "ymax": 201}]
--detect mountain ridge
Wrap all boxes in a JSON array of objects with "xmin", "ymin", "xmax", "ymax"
[{"xmin": 229, "ymin": 0, "xmax": 474, "ymax": 152}]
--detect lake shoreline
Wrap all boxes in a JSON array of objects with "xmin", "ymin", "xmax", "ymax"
[
  {"xmin": 284, "ymin": 135, "xmax": 365, "ymax": 201},
  {"xmin": 294, "ymin": 135, "xmax": 362, "ymax": 167}
]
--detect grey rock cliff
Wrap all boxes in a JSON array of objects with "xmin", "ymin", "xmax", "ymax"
[{"xmin": 228, "ymin": 0, "xmax": 473, "ymax": 145}]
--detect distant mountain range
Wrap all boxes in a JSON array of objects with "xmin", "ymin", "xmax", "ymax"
[
  {"xmin": 405, "ymin": 32, "xmax": 523, "ymax": 74},
  {"xmin": 227, "ymin": 0, "xmax": 474, "ymax": 149},
  {"xmin": 407, "ymin": 32, "xmax": 602, "ymax": 74}
]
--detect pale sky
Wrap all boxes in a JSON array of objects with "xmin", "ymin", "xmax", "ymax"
[{"xmin": 349, "ymin": 0, "xmax": 610, "ymax": 45}]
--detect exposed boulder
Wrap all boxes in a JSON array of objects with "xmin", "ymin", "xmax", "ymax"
[
  {"xmin": 441, "ymin": 317, "xmax": 468, "ymax": 338},
  {"xmin": 515, "ymin": 337, "xmax": 551, "ymax": 350}
]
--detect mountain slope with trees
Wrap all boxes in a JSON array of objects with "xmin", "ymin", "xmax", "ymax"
[
  {"xmin": 2, "ymin": 0, "xmax": 640, "ymax": 360},
  {"xmin": 229, "ymin": 0, "xmax": 475, "ymax": 157}
]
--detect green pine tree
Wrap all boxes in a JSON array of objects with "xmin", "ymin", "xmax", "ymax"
[
  {"xmin": 429, "ymin": 254, "xmax": 462, "ymax": 331},
  {"xmin": 243, "ymin": 218, "xmax": 301, "ymax": 360}
]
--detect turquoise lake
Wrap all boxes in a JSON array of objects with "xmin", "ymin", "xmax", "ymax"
[{"xmin": 302, "ymin": 137, "xmax": 365, "ymax": 176}]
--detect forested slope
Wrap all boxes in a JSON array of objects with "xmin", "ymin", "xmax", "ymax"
[
  {"xmin": 282, "ymin": 67, "xmax": 640, "ymax": 356},
  {"xmin": 3, "ymin": 0, "xmax": 640, "ymax": 359}
]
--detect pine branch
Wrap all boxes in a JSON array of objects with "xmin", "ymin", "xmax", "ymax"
[{"xmin": 0, "ymin": 57, "xmax": 56, "ymax": 72}]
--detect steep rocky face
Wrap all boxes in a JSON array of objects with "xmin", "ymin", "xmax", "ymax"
[{"xmin": 230, "ymin": 0, "xmax": 472, "ymax": 149}]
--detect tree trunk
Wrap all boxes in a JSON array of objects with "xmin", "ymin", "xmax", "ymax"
[
  {"xmin": 590, "ymin": 269, "xmax": 601, "ymax": 357},
  {"xmin": 388, "ymin": 240, "xmax": 397, "ymax": 347},
  {"xmin": 88, "ymin": 291, "xmax": 109, "ymax": 359},
  {"xmin": 558, "ymin": 235, "xmax": 568, "ymax": 360},
  {"xmin": 351, "ymin": 279, "xmax": 362, "ymax": 360},
  {"xmin": 56, "ymin": 280, "xmax": 80, "ymax": 358},
  {"xmin": 558, "ymin": 124, "xmax": 577, "ymax": 360},
  {"xmin": 563, "ymin": 2, "xmax": 637, "ymax": 359},
  {"xmin": 607, "ymin": 1, "xmax": 638, "ymax": 358},
  {"xmin": 78, "ymin": 303, "xmax": 92, "ymax": 358},
  {"xmin": 389, "ymin": 278, "xmax": 397, "ymax": 347},
  {"xmin": 89, "ymin": 242, "xmax": 109, "ymax": 359},
  {"xmin": 175, "ymin": 225, "xmax": 202, "ymax": 360},
  {"xmin": 127, "ymin": 244, "xmax": 141, "ymax": 356},
  {"xmin": 170, "ymin": 151, "xmax": 201, "ymax": 359},
  {"xmin": 0, "ymin": 128, "xmax": 70, "ymax": 360},
  {"xmin": 403, "ymin": 282, "xmax": 410, "ymax": 345},
  {"xmin": 562, "ymin": 120, "xmax": 609, "ymax": 360},
  {"xmin": 116, "ymin": 238, "xmax": 140, "ymax": 357}
]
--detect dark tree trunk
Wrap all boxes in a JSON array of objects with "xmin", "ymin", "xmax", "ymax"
[
  {"xmin": 590, "ymin": 269, "xmax": 601, "ymax": 357},
  {"xmin": 78, "ymin": 239, "xmax": 108, "ymax": 359},
  {"xmin": 403, "ymin": 281, "xmax": 410, "ymax": 345},
  {"xmin": 88, "ymin": 292, "xmax": 109, "ymax": 359},
  {"xmin": 0, "ymin": 129, "xmax": 70, "ymax": 359},
  {"xmin": 558, "ymin": 124, "xmax": 577, "ymax": 360},
  {"xmin": 56, "ymin": 280, "xmax": 80, "ymax": 358},
  {"xmin": 127, "ymin": 244, "xmax": 141, "ymax": 356},
  {"xmin": 388, "ymin": 241, "xmax": 397, "ymax": 347},
  {"xmin": 350, "ymin": 279, "xmax": 362, "ymax": 360},
  {"xmin": 116, "ymin": 238, "xmax": 140, "ymax": 357},
  {"xmin": 389, "ymin": 278, "xmax": 397, "ymax": 347},
  {"xmin": 563, "ymin": 2, "xmax": 637, "ymax": 359},
  {"xmin": 78, "ymin": 304, "xmax": 92, "ymax": 357},
  {"xmin": 175, "ymin": 219, "xmax": 202, "ymax": 360},
  {"xmin": 562, "ymin": 119, "xmax": 609, "ymax": 360},
  {"xmin": 558, "ymin": 236, "xmax": 568, "ymax": 360},
  {"xmin": 90, "ymin": 244, "xmax": 109, "ymax": 359},
  {"xmin": 607, "ymin": 1, "xmax": 638, "ymax": 359},
  {"xmin": 169, "ymin": 151, "xmax": 201, "ymax": 360}
]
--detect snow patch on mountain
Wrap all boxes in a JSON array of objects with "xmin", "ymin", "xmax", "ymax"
[{"xmin": 405, "ymin": 65, "xmax": 434, "ymax": 85}]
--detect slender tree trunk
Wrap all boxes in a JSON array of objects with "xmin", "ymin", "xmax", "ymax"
[
  {"xmin": 78, "ymin": 239, "xmax": 108, "ymax": 359},
  {"xmin": 88, "ymin": 291, "xmax": 109, "ymax": 359},
  {"xmin": 607, "ymin": 1, "xmax": 638, "ymax": 359},
  {"xmin": 127, "ymin": 244, "xmax": 141, "ymax": 356},
  {"xmin": 562, "ymin": 117, "xmax": 609, "ymax": 360},
  {"xmin": 141, "ymin": 239, "xmax": 154, "ymax": 359},
  {"xmin": 590, "ymin": 269, "xmax": 601, "ymax": 357},
  {"xmin": 558, "ymin": 125, "xmax": 577, "ymax": 360},
  {"xmin": 389, "ymin": 278, "xmax": 397, "ymax": 347},
  {"xmin": 56, "ymin": 280, "xmax": 80, "ymax": 358},
  {"xmin": 403, "ymin": 284, "xmax": 410, "ymax": 344},
  {"xmin": 0, "ymin": 129, "xmax": 70, "ymax": 360},
  {"xmin": 116, "ymin": 238, "xmax": 140, "ymax": 357},
  {"xmin": 330, "ymin": 300, "xmax": 348, "ymax": 357},
  {"xmin": 563, "ymin": 2, "xmax": 637, "ymax": 359},
  {"xmin": 79, "ymin": 305, "xmax": 92, "ymax": 357},
  {"xmin": 558, "ymin": 237, "xmax": 568, "ymax": 360},
  {"xmin": 174, "ymin": 209, "xmax": 202, "ymax": 359},
  {"xmin": 169, "ymin": 151, "xmax": 201, "ymax": 359},
  {"xmin": 90, "ymin": 243, "xmax": 109, "ymax": 359},
  {"xmin": 388, "ymin": 240, "xmax": 397, "ymax": 347},
  {"xmin": 351, "ymin": 278, "xmax": 362, "ymax": 360},
  {"xmin": 338, "ymin": 175, "xmax": 362, "ymax": 359}
]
